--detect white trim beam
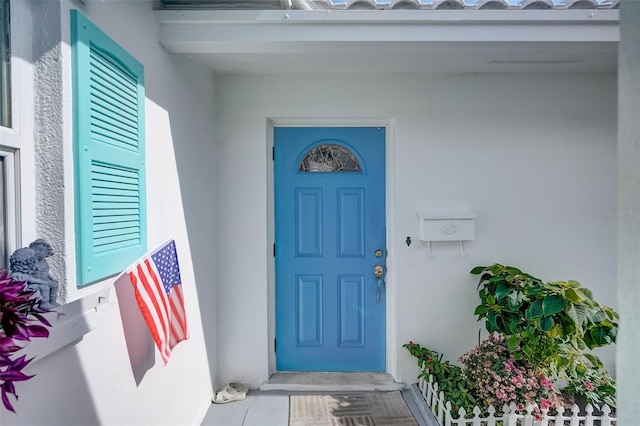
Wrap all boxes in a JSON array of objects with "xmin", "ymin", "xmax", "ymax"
[{"xmin": 156, "ymin": 9, "xmax": 618, "ymax": 54}]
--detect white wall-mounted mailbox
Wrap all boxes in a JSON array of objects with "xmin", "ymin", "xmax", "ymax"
[{"xmin": 417, "ymin": 209, "xmax": 477, "ymax": 256}]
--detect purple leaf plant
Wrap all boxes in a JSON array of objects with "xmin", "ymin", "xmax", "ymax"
[{"xmin": 0, "ymin": 270, "xmax": 52, "ymax": 413}]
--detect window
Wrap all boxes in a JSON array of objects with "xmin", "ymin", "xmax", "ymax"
[
  {"xmin": 1, "ymin": 0, "xmax": 17, "ymax": 270},
  {"xmin": 71, "ymin": 10, "xmax": 146, "ymax": 286},
  {"xmin": 0, "ymin": 0, "xmax": 9, "ymax": 128},
  {"xmin": 299, "ymin": 144, "xmax": 362, "ymax": 173}
]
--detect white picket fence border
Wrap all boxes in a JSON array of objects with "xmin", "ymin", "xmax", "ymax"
[{"xmin": 417, "ymin": 374, "xmax": 617, "ymax": 426}]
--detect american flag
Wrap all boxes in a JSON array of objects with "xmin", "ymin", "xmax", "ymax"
[{"xmin": 127, "ymin": 240, "xmax": 188, "ymax": 365}]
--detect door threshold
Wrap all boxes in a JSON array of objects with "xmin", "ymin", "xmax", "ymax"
[{"xmin": 260, "ymin": 372, "xmax": 404, "ymax": 392}]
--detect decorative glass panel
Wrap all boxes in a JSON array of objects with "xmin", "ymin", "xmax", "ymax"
[{"xmin": 299, "ymin": 144, "xmax": 361, "ymax": 173}]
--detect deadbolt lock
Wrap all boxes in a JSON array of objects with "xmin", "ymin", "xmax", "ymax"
[{"xmin": 374, "ymin": 249, "xmax": 383, "ymax": 258}]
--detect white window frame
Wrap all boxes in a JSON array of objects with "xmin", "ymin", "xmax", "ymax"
[{"xmin": 1, "ymin": 0, "xmax": 34, "ymax": 266}]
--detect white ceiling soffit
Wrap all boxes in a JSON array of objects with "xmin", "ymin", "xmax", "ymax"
[{"xmin": 155, "ymin": 8, "xmax": 619, "ymax": 73}]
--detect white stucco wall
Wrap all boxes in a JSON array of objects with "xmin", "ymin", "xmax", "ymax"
[
  {"xmin": 214, "ymin": 72, "xmax": 617, "ymax": 388},
  {"xmin": 2, "ymin": 1, "xmax": 218, "ymax": 424}
]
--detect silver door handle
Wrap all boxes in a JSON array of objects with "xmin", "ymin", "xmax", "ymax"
[
  {"xmin": 373, "ymin": 264, "xmax": 384, "ymax": 278},
  {"xmin": 374, "ymin": 263, "xmax": 384, "ymax": 303}
]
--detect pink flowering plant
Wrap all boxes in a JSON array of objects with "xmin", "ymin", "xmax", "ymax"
[
  {"xmin": 0, "ymin": 270, "xmax": 52, "ymax": 413},
  {"xmin": 458, "ymin": 334, "xmax": 561, "ymax": 414}
]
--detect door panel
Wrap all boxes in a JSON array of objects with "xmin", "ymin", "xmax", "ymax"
[{"xmin": 275, "ymin": 127, "xmax": 385, "ymax": 371}]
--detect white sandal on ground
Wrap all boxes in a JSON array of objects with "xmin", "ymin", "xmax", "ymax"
[{"xmin": 212, "ymin": 382, "xmax": 248, "ymax": 404}]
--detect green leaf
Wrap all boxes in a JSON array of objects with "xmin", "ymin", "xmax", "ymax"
[
  {"xmin": 584, "ymin": 353, "xmax": 603, "ymax": 368},
  {"xmin": 589, "ymin": 327, "xmax": 610, "ymax": 346},
  {"xmin": 581, "ymin": 287, "xmax": 595, "ymax": 301},
  {"xmin": 542, "ymin": 295, "xmax": 564, "ymax": 316},
  {"xmin": 526, "ymin": 299, "xmax": 544, "ymax": 320},
  {"xmin": 505, "ymin": 266, "xmax": 524, "ymax": 275},
  {"xmin": 566, "ymin": 303, "xmax": 581, "ymax": 327},
  {"xmin": 564, "ymin": 288, "xmax": 583, "ymax": 304},
  {"xmin": 487, "ymin": 311, "xmax": 499, "ymax": 333},
  {"xmin": 495, "ymin": 283, "xmax": 511, "ymax": 300},
  {"xmin": 548, "ymin": 323, "xmax": 562, "ymax": 338},
  {"xmin": 470, "ymin": 266, "xmax": 487, "ymax": 275},
  {"xmin": 474, "ymin": 305, "xmax": 489, "ymax": 316},
  {"xmin": 538, "ymin": 316, "xmax": 555, "ymax": 332},
  {"xmin": 567, "ymin": 280, "xmax": 582, "ymax": 289},
  {"xmin": 608, "ymin": 326, "xmax": 617, "ymax": 342},
  {"xmin": 504, "ymin": 315, "xmax": 521, "ymax": 335},
  {"xmin": 507, "ymin": 335, "xmax": 521, "ymax": 351}
]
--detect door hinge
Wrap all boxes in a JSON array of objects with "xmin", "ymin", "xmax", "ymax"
[
  {"xmin": 274, "ymin": 338, "xmax": 277, "ymax": 352},
  {"xmin": 273, "ymin": 243, "xmax": 276, "ymax": 257},
  {"xmin": 272, "ymin": 147, "xmax": 275, "ymax": 161}
]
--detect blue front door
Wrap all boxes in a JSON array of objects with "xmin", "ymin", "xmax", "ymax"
[{"xmin": 274, "ymin": 127, "xmax": 386, "ymax": 371}]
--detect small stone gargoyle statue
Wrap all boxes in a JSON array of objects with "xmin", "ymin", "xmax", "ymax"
[{"xmin": 9, "ymin": 239, "xmax": 60, "ymax": 310}]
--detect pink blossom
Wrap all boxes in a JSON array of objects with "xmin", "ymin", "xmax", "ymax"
[
  {"xmin": 583, "ymin": 381, "xmax": 594, "ymax": 391},
  {"xmin": 540, "ymin": 398, "xmax": 553, "ymax": 410}
]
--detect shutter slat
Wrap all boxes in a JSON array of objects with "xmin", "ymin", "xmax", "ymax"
[
  {"xmin": 92, "ymin": 185, "xmax": 139, "ymax": 195},
  {"xmin": 90, "ymin": 47, "xmax": 137, "ymax": 103},
  {"xmin": 92, "ymin": 163, "xmax": 138, "ymax": 181},
  {"xmin": 89, "ymin": 43, "xmax": 140, "ymax": 152},
  {"xmin": 89, "ymin": 81, "xmax": 137, "ymax": 120},
  {"xmin": 91, "ymin": 133, "xmax": 137, "ymax": 151},
  {"xmin": 91, "ymin": 161, "xmax": 141, "ymax": 253},
  {"xmin": 90, "ymin": 117, "xmax": 138, "ymax": 147},
  {"xmin": 92, "ymin": 208, "xmax": 141, "ymax": 218},
  {"xmin": 94, "ymin": 238, "xmax": 142, "ymax": 254},
  {"xmin": 94, "ymin": 237, "xmax": 141, "ymax": 254},
  {"xmin": 90, "ymin": 100, "xmax": 137, "ymax": 134},
  {"xmin": 94, "ymin": 227, "xmax": 141, "ymax": 240},
  {"xmin": 94, "ymin": 214, "xmax": 140, "ymax": 225},
  {"xmin": 94, "ymin": 221, "xmax": 140, "ymax": 232}
]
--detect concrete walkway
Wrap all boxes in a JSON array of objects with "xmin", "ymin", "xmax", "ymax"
[
  {"xmin": 201, "ymin": 387, "xmax": 437, "ymax": 426},
  {"xmin": 201, "ymin": 373, "xmax": 439, "ymax": 425}
]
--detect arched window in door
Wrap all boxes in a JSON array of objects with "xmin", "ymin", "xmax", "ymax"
[{"xmin": 298, "ymin": 144, "xmax": 362, "ymax": 172}]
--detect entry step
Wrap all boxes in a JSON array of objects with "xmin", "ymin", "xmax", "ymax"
[{"xmin": 260, "ymin": 372, "xmax": 404, "ymax": 392}]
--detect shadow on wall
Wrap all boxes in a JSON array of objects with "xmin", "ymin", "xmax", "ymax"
[
  {"xmin": 114, "ymin": 274, "xmax": 156, "ymax": 385},
  {"xmin": 156, "ymin": 54, "xmax": 219, "ymax": 389},
  {"xmin": 1, "ymin": 347, "xmax": 101, "ymax": 426}
]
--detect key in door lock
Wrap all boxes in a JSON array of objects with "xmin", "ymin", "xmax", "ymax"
[{"xmin": 373, "ymin": 264, "xmax": 384, "ymax": 278}]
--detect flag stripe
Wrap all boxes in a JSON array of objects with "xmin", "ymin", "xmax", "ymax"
[
  {"xmin": 137, "ymin": 263, "xmax": 169, "ymax": 342},
  {"xmin": 142, "ymin": 260, "xmax": 172, "ymax": 360},
  {"xmin": 130, "ymin": 267, "xmax": 170, "ymax": 361},
  {"xmin": 126, "ymin": 239, "xmax": 188, "ymax": 364},
  {"xmin": 170, "ymin": 289, "xmax": 187, "ymax": 334}
]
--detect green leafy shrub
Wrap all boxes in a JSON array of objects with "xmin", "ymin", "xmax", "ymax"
[
  {"xmin": 470, "ymin": 263, "xmax": 618, "ymax": 407},
  {"xmin": 403, "ymin": 341, "xmax": 476, "ymax": 417},
  {"xmin": 564, "ymin": 363, "xmax": 616, "ymax": 408}
]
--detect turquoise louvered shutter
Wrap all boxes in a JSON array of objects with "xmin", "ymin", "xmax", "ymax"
[{"xmin": 71, "ymin": 10, "xmax": 146, "ymax": 286}]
